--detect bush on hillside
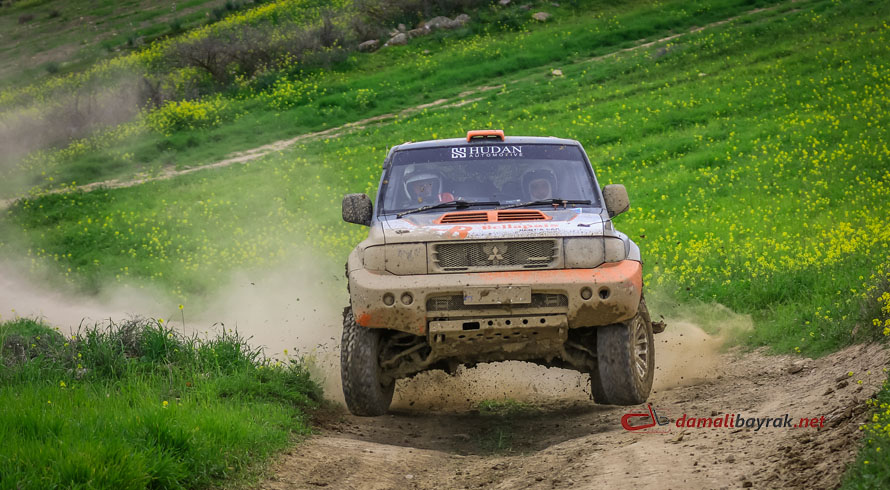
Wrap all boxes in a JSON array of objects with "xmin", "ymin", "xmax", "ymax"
[
  {"xmin": 351, "ymin": 0, "xmax": 492, "ymax": 40},
  {"xmin": 168, "ymin": 10, "xmax": 349, "ymax": 86},
  {"xmin": 144, "ymin": 96, "xmax": 234, "ymax": 135}
]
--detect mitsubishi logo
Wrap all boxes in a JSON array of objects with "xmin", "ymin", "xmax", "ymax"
[{"xmin": 483, "ymin": 244, "xmax": 506, "ymax": 264}]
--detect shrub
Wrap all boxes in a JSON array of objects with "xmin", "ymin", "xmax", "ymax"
[
  {"xmin": 169, "ymin": 12, "xmax": 351, "ymax": 85},
  {"xmin": 352, "ymin": 0, "xmax": 489, "ymax": 33},
  {"xmin": 144, "ymin": 96, "xmax": 233, "ymax": 135},
  {"xmin": 169, "ymin": 37, "xmax": 233, "ymax": 85},
  {"xmin": 857, "ymin": 264, "xmax": 890, "ymax": 340}
]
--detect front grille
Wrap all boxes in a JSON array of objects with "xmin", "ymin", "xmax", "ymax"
[
  {"xmin": 433, "ymin": 240, "xmax": 558, "ymax": 271},
  {"xmin": 427, "ymin": 293, "xmax": 569, "ymax": 312}
]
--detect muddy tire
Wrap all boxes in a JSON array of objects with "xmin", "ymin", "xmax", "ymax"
[
  {"xmin": 341, "ymin": 307, "xmax": 395, "ymax": 416},
  {"xmin": 593, "ymin": 306, "xmax": 654, "ymax": 405},
  {"xmin": 589, "ymin": 367, "xmax": 609, "ymax": 404}
]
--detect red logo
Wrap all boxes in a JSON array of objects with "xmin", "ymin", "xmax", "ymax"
[{"xmin": 621, "ymin": 404, "xmax": 672, "ymax": 433}]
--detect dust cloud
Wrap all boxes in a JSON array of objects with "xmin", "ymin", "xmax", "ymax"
[
  {"xmin": 0, "ymin": 258, "xmax": 347, "ymax": 398},
  {"xmin": 653, "ymin": 321, "xmax": 725, "ymax": 390},
  {"xmin": 392, "ymin": 299, "xmax": 754, "ymax": 411},
  {"xmin": 393, "ymin": 362, "xmax": 592, "ymax": 411},
  {"xmin": 196, "ymin": 262, "xmax": 346, "ymax": 400},
  {"xmin": 649, "ymin": 297, "xmax": 754, "ymax": 390},
  {"xmin": 1, "ymin": 260, "xmax": 753, "ymax": 410},
  {"xmin": 0, "ymin": 261, "xmax": 169, "ymax": 326},
  {"xmin": 0, "ymin": 76, "xmax": 146, "ymax": 198},
  {"xmin": 390, "ymin": 320, "xmax": 728, "ymax": 412}
]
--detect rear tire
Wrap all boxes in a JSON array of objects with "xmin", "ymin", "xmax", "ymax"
[
  {"xmin": 341, "ymin": 307, "xmax": 395, "ymax": 416},
  {"xmin": 593, "ymin": 306, "xmax": 654, "ymax": 405}
]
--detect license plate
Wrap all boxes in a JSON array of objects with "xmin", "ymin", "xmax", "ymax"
[{"xmin": 463, "ymin": 286, "xmax": 531, "ymax": 305}]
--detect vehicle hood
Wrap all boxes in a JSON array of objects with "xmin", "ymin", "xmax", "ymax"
[{"xmin": 380, "ymin": 209, "xmax": 608, "ymax": 244}]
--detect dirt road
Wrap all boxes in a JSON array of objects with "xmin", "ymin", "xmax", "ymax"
[{"xmin": 263, "ymin": 325, "xmax": 888, "ymax": 490}]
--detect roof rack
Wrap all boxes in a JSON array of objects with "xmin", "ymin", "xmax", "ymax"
[{"xmin": 466, "ymin": 129, "xmax": 505, "ymax": 142}]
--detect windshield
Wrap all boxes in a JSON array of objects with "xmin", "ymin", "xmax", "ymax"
[{"xmin": 380, "ymin": 143, "xmax": 601, "ymax": 215}]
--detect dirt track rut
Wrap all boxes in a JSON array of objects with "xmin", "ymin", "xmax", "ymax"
[{"xmin": 263, "ymin": 328, "xmax": 888, "ymax": 490}]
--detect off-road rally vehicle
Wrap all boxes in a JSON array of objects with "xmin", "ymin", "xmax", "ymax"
[{"xmin": 340, "ymin": 130, "xmax": 664, "ymax": 416}]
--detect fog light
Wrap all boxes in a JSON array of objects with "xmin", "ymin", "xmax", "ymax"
[
  {"xmin": 580, "ymin": 287, "xmax": 593, "ymax": 300},
  {"xmin": 400, "ymin": 292, "xmax": 414, "ymax": 305},
  {"xmin": 383, "ymin": 293, "xmax": 395, "ymax": 306},
  {"xmin": 598, "ymin": 287, "xmax": 611, "ymax": 300}
]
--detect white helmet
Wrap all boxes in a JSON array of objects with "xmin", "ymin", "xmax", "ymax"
[
  {"xmin": 521, "ymin": 166, "xmax": 557, "ymax": 200},
  {"xmin": 404, "ymin": 171, "xmax": 443, "ymax": 202}
]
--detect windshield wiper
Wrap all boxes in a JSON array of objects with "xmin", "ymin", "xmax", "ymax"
[
  {"xmin": 396, "ymin": 200, "xmax": 501, "ymax": 218},
  {"xmin": 498, "ymin": 199, "xmax": 592, "ymax": 210}
]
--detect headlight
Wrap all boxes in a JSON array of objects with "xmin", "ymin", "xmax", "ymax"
[
  {"xmin": 564, "ymin": 237, "xmax": 626, "ymax": 268},
  {"xmin": 564, "ymin": 238, "xmax": 604, "ymax": 268},
  {"xmin": 385, "ymin": 243, "xmax": 427, "ymax": 274},
  {"xmin": 362, "ymin": 244, "xmax": 427, "ymax": 275},
  {"xmin": 362, "ymin": 245, "xmax": 385, "ymax": 271},
  {"xmin": 603, "ymin": 237, "xmax": 627, "ymax": 263}
]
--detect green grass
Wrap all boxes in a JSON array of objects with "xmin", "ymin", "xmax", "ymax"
[
  {"xmin": 0, "ymin": 317, "xmax": 321, "ymax": 489},
  {"xmin": 841, "ymin": 371, "xmax": 890, "ymax": 489},
  {"xmin": 475, "ymin": 399, "xmax": 537, "ymax": 453},
  {"xmin": 477, "ymin": 399, "xmax": 537, "ymax": 417},
  {"xmin": 0, "ymin": 0, "xmax": 235, "ymax": 89},
  {"xmin": 3, "ymin": 0, "xmax": 887, "ymax": 354},
  {"xmin": 1, "ymin": 0, "xmax": 788, "ymax": 196}
]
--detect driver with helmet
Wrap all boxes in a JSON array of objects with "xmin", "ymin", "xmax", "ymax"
[
  {"xmin": 404, "ymin": 170, "xmax": 454, "ymax": 204},
  {"xmin": 521, "ymin": 166, "xmax": 557, "ymax": 201}
]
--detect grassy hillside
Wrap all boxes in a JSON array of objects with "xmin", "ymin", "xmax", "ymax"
[
  {"xmin": 0, "ymin": 0, "xmax": 353, "ymax": 166},
  {"xmin": 0, "ymin": 0, "xmax": 237, "ymax": 89},
  {"xmin": 3, "ymin": 0, "xmax": 887, "ymax": 353},
  {"xmin": 0, "ymin": 0, "xmax": 782, "ymax": 194},
  {"xmin": 2, "ymin": 0, "xmax": 890, "ymax": 486}
]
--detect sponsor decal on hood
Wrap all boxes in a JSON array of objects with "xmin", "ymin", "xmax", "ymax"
[{"xmin": 381, "ymin": 211, "xmax": 607, "ymax": 243}]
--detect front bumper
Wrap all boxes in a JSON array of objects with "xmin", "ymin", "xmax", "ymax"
[{"xmin": 348, "ymin": 260, "xmax": 643, "ymax": 335}]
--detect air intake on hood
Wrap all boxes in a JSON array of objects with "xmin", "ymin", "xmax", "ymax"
[
  {"xmin": 437, "ymin": 211, "xmax": 490, "ymax": 224},
  {"xmin": 497, "ymin": 210, "xmax": 549, "ymax": 222},
  {"xmin": 435, "ymin": 210, "xmax": 550, "ymax": 224}
]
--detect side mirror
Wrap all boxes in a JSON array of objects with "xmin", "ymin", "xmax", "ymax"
[
  {"xmin": 602, "ymin": 184, "xmax": 630, "ymax": 218},
  {"xmin": 342, "ymin": 193, "xmax": 373, "ymax": 226}
]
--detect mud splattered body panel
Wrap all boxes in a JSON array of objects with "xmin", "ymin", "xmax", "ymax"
[{"xmin": 349, "ymin": 260, "xmax": 642, "ymax": 335}]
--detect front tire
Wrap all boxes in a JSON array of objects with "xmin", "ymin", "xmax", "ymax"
[
  {"xmin": 341, "ymin": 307, "xmax": 395, "ymax": 416},
  {"xmin": 593, "ymin": 306, "xmax": 654, "ymax": 405}
]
